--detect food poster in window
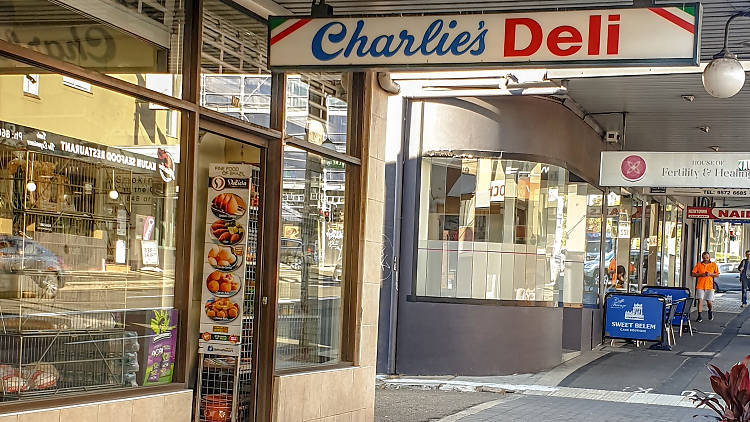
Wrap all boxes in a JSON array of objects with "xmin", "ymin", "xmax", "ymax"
[{"xmin": 199, "ymin": 164, "xmax": 252, "ymax": 356}]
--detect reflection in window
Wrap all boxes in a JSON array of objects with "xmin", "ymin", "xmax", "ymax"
[
  {"xmin": 416, "ymin": 155, "xmax": 604, "ymax": 305},
  {"xmin": 276, "ymin": 147, "xmax": 346, "ymax": 369},
  {"xmin": 285, "ymin": 74, "xmax": 349, "ymax": 154},
  {"xmin": 200, "ymin": 0, "xmax": 271, "ymax": 127},
  {"xmin": 0, "ymin": 59, "xmax": 181, "ymax": 400}
]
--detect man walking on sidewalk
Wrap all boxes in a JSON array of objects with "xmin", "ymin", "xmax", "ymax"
[
  {"xmin": 738, "ymin": 250, "xmax": 750, "ymax": 307},
  {"xmin": 692, "ymin": 252, "xmax": 719, "ymax": 322}
]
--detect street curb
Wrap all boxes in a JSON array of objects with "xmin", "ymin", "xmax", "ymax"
[{"xmin": 434, "ymin": 398, "xmax": 511, "ymax": 422}]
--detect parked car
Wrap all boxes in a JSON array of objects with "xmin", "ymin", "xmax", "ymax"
[
  {"xmin": 0, "ymin": 235, "xmax": 65, "ymax": 298},
  {"xmin": 714, "ymin": 262, "xmax": 742, "ymax": 293}
]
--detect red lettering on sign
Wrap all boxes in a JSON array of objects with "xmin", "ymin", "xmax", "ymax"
[
  {"xmin": 607, "ymin": 15, "xmax": 620, "ymax": 54},
  {"xmin": 504, "ymin": 14, "xmax": 620, "ymax": 58},
  {"xmin": 588, "ymin": 15, "xmax": 601, "ymax": 55},
  {"xmin": 547, "ymin": 25, "xmax": 582, "ymax": 56},
  {"xmin": 504, "ymin": 18, "xmax": 543, "ymax": 56}
]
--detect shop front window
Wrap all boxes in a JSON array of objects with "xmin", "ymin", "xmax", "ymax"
[
  {"xmin": 0, "ymin": 59, "xmax": 182, "ymax": 400},
  {"xmin": 276, "ymin": 147, "xmax": 346, "ymax": 370},
  {"xmin": 200, "ymin": 0, "xmax": 272, "ymax": 128},
  {"xmin": 0, "ymin": 0, "xmax": 184, "ymax": 99},
  {"xmin": 415, "ymin": 155, "xmax": 603, "ymax": 305},
  {"xmin": 285, "ymin": 73, "xmax": 349, "ymax": 155}
]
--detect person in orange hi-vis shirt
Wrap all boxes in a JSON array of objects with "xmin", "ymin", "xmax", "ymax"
[
  {"xmin": 608, "ymin": 258, "xmax": 635, "ymax": 288},
  {"xmin": 691, "ymin": 252, "xmax": 719, "ymax": 323}
]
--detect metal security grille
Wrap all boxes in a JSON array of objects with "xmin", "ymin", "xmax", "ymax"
[{"xmin": 195, "ymin": 165, "xmax": 260, "ymax": 422}]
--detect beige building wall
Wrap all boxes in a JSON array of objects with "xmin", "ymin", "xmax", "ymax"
[
  {"xmin": 271, "ymin": 73, "xmax": 387, "ymax": 422},
  {"xmin": 0, "ymin": 389, "xmax": 193, "ymax": 422},
  {"xmin": 0, "ymin": 73, "xmax": 179, "ymax": 148}
]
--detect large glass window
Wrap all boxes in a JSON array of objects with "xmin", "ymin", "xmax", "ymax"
[
  {"xmin": 415, "ymin": 155, "xmax": 601, "ymax": 305},
  {"xmin": 0, "ymin": 59, "xmax": 182, "ymax": 400},
  {"xmin": 200, "ymin": 0, "xmax": 271, "ymax": 127},
  {"xmin": 0, "ymin": 0, "xmax": 184, "ymax": 98},
  {"xmin": 276, "ymin": 147, "xmax": 346, "ymax": 369},
  {"xmin": 286, "ymin": 73, "xmax": 349, "ymax": 154}
]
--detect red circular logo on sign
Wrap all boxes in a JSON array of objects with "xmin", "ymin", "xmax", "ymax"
[{"xmin": 621, "ymin": 155, "xmax": 647, "ymax": 182}]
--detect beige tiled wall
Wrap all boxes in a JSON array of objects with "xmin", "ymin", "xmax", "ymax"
[
  {"xmin": 0, "ymin": 390, "xmax": 192, "ymax": 422},
  {"xmin": 272, "ymin": 73, "xmax": 388, "ymax": 422}
]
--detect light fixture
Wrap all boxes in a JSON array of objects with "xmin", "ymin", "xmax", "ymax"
[
  {"xmin": 698, "ymin": 125, "xmax": 711, "ymax": 133},
  {"xmin": 709, "ymin": 145, "xmax": 721, "ymax": 152},
  {"xmin": 26, "ymin": 160, "xmax": 35, "ymax": 192},
  {"xmin": 108, "ymin": 170, "xmax": 119, "ymax": 200},
  {"xmin": 703, "ymin": 11, "xmax": 750, "ymax": 98},
  {"xmin": 681, "ymin": 94, "xmax": 695, "ymax": 102}
]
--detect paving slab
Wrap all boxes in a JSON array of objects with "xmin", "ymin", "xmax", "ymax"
[{"xmin": 449, "ymin": 395, "xmax": 716, "ymax": 422}]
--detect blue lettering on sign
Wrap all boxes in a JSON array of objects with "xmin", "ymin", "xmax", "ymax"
[
  {"xmin": 311, "ymin": 19, "xmax": 487, "ymax": 61},
  {"xmin": 605, "ymin": 294, "xmax": 664, "ymax": 342}
]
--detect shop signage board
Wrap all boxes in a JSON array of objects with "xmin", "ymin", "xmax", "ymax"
[
  {"xmin": 601, "ymin": 151, "xmax": 750, "ymax": 188},
  {"xmin": 686, "ymin": 207, "xmax": 750, "ymax": 221},
  {"xmin": 268, "ymin": 5, "xmax": 700, "ymax": 69},
  {"xmin": 198, "ymin": 164, "xmax": 252, "ymax": 356},
  {"xmin": 648, "ymin": 187, "xmax": 750, "ymax": 197},
  {"xmin": 642, "ymin": 287, "xmax": 690, "ymax": 325},
  {"xmin": 604, "ymin": 293, "xmax": 665, "ymax": 342}
]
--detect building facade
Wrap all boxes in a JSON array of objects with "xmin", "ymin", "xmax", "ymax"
[
  {"xmin": 0, "ymin": 1, "xmax": 385, "ymax": 421},
  {"xmin": 376, "ymin": 77, "xmax": 690, "ymax": 375}
]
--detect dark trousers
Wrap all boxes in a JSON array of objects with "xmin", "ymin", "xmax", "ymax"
[{"xmin": 743, "ymin": 277, "xmax": 750, "ymax": 305}]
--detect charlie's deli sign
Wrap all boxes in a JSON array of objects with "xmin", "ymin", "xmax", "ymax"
[{"xmin": 268, "ymin": 5, "xmax": 700, "ymax": 69}]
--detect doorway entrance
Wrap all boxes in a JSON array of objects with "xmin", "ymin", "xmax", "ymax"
[{"xmin": 194, "ymin": 128, "xmax": 267, "ymax": 422}]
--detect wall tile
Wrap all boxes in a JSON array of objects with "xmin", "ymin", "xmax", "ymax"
[
  {"xmin": 0, "ymin": 414, "xmax": 17, "ymax": 422},
  {"xmin": 361, "ymin": 282, "xmax": 381, "ymax": 326},
  {"xmin": 358, "ymin": 325, "xmax": 379, "ymax": 367},
  {"xmin": 302, "ymin": 374, "xmax": 322, "ymax": 420},
  {"xmin": 366, "ymin": 157, "xmax": 385, "ymax": 202},
  {"xmin": 362, "ymin": 241, "xmax": 383, "ymax": 286},
  {"xmin": 350, "ymin": 409, "xmax": 371, "ymax": 422},
  {"xmin": 368, "ymin": 115, "xmax": 387, "ymax": 162},
  {"xmin": 276, "ymin": 375, "xmax": 305, "ymax": 422},
  {"xmin": 60, "ymin": 404, "xmax": 98, "ymax": 422},
  {"xmin": 319, "ymin": 370, "xmax": 352, "ymax": 417},
  {"xmin": 364, "ymin": 199, "xmax": 384, "ymax": 243},
  {"xmin": 333, "ymin": 412, "xmax": 353, "ymax": 422},
  {"xmin": 98, "ymin": 400, "xmax": 133, "ymax": 422},
  {"xmin": 18, "ymin": 410, "xmax": 59, "ymax": 422},
  {"xmin": 132, "ymin": 395, "xmax": 167, "ymax": 422},
  {"xmin": 163, "ymin": 392, "xmax": 193, "ymax": 422}
]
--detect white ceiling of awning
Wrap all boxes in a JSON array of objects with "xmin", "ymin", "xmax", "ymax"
[{"xmin": 561, "ymin": 70, "xmax": 750, "ymax": 153}]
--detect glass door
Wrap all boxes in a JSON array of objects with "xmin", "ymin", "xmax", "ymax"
[{"xmin": 194, "ymin": 129, "xmax": 264, "ymax": 422}]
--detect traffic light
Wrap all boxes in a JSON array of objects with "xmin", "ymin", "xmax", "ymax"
[{"xmin": 324, "ymin": 210, "xmax": 330, "ymax": 222}]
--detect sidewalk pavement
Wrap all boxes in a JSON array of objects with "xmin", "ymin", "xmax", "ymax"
[
  {"xmin": 376, "ymin": 294, "xmax": 750, "ymax": 421},
  {"xmin": 439, "ymin": 394, "xmax": 715, "ymax": 422}
]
